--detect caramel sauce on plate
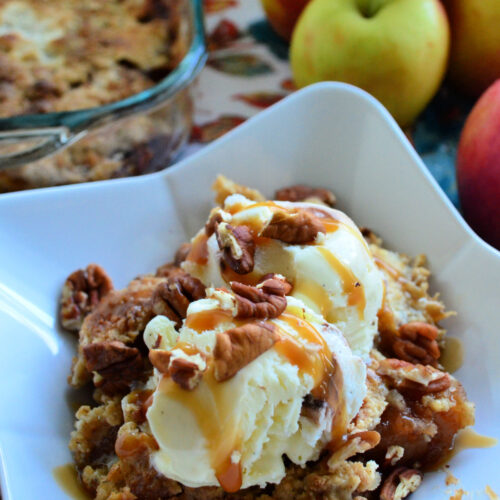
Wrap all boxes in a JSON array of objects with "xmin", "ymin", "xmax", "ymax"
[
  {"xmin": 440, "ymin": 337, "xmax": 464, "ymax": 374},
  {"xmin": 53, "ymin": 464, "xmax": 90, "ymax": 500},
  {"xmin": 430, "ymin": 428, "xmax": 497, "ymax": 470},
  {"xmin": 453, "ymin": 428, "xmax": 497, "ymax": 454}
]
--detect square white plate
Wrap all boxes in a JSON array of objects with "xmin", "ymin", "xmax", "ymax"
[{"xmin": 0, "ymin": 83, "xmax": 499, "ymax": 499}]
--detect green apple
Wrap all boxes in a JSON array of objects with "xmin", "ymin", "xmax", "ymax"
[
  {"xmin": 290, "ymin": 0, "xmax": 450, "ymax": 127},
  {"xmin": 443, "ymin": 0, "xmax": 500, "ymax": 97}
]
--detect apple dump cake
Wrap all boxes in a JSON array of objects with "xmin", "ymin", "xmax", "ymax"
[
  {"xmin": 0, "ymin": 0, "xmax": 189, "ymax": 191},
  {"xmin": 61, "ymin": 176, "xmax": 474, "ymax": 499}
]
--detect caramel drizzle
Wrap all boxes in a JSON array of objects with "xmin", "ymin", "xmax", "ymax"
[
  {"xmin": 293, "ymin": 279, "xmax": 332, "ymax": 318},
  {"xmin": 158, "ymin": 369, "xmax": 242, "ymax": 492},
  {"xmin": 220, "ymin": 263, "xmax": 262, "ymax": 286},
  {"xmin": 373, "ymin": 255, "xmax": 401, "ymax": 280},
  {"xmin": 316, "ymin": 247, "xmax": 366, "ymax": 319},
  {"xmin": 185, "ymin": 308, "xmax": 234, "ymax": 332},
  {"xmin": 231, "ymin": 201, "xmax": 368, "ymax": 244},
  {"xmin": 186, "ymin": 233, "xmax": 209, "ymax": 265},
  {"xmin": 275, "ymin": 312, "xmax": 346, "ymax": 445}
]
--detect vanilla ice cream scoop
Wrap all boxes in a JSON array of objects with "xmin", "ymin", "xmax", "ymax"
[
  {"xmin": 183, "ymin": 195, "xmax": 384, "ymax": 356},
  {"xmin": 144, "ymin": 290, "xmax": 366, "ymax": 492}
]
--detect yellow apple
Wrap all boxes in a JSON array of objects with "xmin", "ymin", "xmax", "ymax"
[
  {"xmin": 290, "ymin": 0, "xmax": 450, "ymax": 127},
  {"xmin": 443, "ymin": 0, "xmax": 500, "ymax": 97},
  {"xmin": 260, "ymin": 0, "xmax": 310, "ymax": 41}
]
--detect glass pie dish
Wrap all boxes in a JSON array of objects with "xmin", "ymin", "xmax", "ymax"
[{"xmin": 0, "ymin": 0, "xmax": 206, "ymax": 192}]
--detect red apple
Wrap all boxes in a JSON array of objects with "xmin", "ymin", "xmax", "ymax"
[
  {"xmin": 260, "ymin": 0, "xmax": 310, "ymax": 41},
  {"xmin": 443, "ymin": 0, "xmax": 500, "ymax": 97},
  {"xmin": 457, "ymin": 80, "xmax": 500, "ymax": 250}
]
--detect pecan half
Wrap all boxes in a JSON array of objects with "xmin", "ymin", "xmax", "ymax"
[
  {"xmin": 149, "ymin": 349, "xmax": 172, "ymax": 373},
  {"xmin": 393, "ymin": 322, "xmax": 440, "ymax": 367},
  {"xmin": 328, "ymin": 431, "xmax": 381, "ymax": 470},
  {"xmin": 385, "ymin": 445, "xmax": 405, "ymax": 466},
  {"xmin": 230, "ymin": 275, "xmax": 292, "ymax": 319},
  {"xmin": 83, "ymin": 340, "xmax": 143, "ymax": 394},
  {"xmin": 380, "ymin": 467, "xmax": 422, "ymax": 500},
  {"xmin": 378, "ymin": 358, "xmax": 451, "ymax": 394},
  {"xmin": 261, "ymin": 208, "xmax": 325, "ymax": 244},
  {"xmin": 205, "ymin": 209, "xmax": 224, "ymax": 236},
  {"xmin": 149, "ymin": 349, "xmax": 206, "ymax": 390},
  {"xmin": 60, "ymin": 264, "xmax": 113, "ymax": 331},
  {"xmin": 216, "ymin": 222, "xmax": 255, "ymax": 274},
  {"xmin": 151, "ymin": 272, "xmax": 206, "ymax": 327},
  {"xmin": 275, "ymin": 185, "xmax": 336, "ymax": 207},
  {"xmin": 214, "ymin": 323, "xmax": 279, "ymax": 381},
  {"xmin": 169, "ymin": 357, "xmax": 205, "ymax": 390}
]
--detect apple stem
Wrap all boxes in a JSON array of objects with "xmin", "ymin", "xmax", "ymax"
[{"xmin": 358, "ymin": 0, "xmax": 386, "ymax": 18}]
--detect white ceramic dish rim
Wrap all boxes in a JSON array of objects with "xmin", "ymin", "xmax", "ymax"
[
  {"xmin": 0, "ymin": 82, "xmax": 498, "ymax": 261},
  {"xmin": 0, "ymin": 82, "xmax": 499, "ymax": 500}
]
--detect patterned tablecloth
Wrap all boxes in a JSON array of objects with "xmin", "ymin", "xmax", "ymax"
[{"xmin": 185, "ymin": 0, "xmax": 476, "ymax": 209}]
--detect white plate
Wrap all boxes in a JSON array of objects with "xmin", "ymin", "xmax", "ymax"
[{"xmin": 0, "ymin": 83, "xmax": 499, "ymax": 500}]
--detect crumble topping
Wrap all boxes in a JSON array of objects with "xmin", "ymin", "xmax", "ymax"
[{"xmin": 62, "ymin": 180, "xmax": 475, "ymax": 499}]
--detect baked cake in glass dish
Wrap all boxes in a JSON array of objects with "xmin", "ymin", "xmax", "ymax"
[
  {"xmin": 0, "ymin": 0, "xmax": 190, "ymax": 191},
  {"xmin": 60, "ymin": 176, "xmax": 474, "ymax": 500}
]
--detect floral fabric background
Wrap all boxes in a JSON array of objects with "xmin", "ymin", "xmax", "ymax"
[{"xmin": 184, "ymin": 0, "xmax": 477, "ymax": 209}]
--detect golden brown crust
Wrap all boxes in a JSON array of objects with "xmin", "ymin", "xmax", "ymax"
[
  {"xmin": 0, "ymin": 0, "xmax": 183, "ymax": 117},
  {"xmin": 0, "ymin": 0, "xmax": 188, "ymax": 192}
]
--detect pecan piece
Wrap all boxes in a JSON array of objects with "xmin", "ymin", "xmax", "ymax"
[
  {"xmin": 149, "ymin": 349, "xmax": 206, "ymax": 390},
  {"xmin": 149, "ymin": 349, "xmax": 172, "ymax": 373},
  {"xmin": 216, "ymin": 222, "xmax": 255, "ymax": 274},
  {"xmin": 261, "ymin": 208, "xmax": 325, "ymax": 244},
  {"xmin": 60, "ymin": 264, "xmax": 113, "ymax": 331},
  {"xmin": 380, "ymin": 467, "xmax": 422, "ymax": 500},
  {"xmin": 214, "ymin": 323, "xmax": 279, "ymax": 381},
  {"xmin": 151, "ymin": 272, "xmax": 206, "ymax": 327},
  {"xmin": 230, "ymin": 275, "xmax": 292, "ymax": 319},
  {"xmin": 394, "ymin": 322, "xmax": 440, "ymax": 367},
  {"xmin": 205, "ymin": 209, "xmax": 225, "ymax": 236},
  {"xmin": 378, "ymin": 358, "xmax": 451, "ymax": 394},
  {"xmin": 169, "ymin": 357, "xmax": 205, "ymax": 390},
  {"xmin": 275, "ymin": 185, "xmax": 336, "ymax": 207},
  {"xmin": 328, "ymin": 431, "xmax": 381, "ymax": 470},
  {"xmin": 83, "ymin": 340, "xmax": 143, "ymax": 394},
  {"xmin": 174, "ymin": 243, "xmax": 192, "ymax": 266}
]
